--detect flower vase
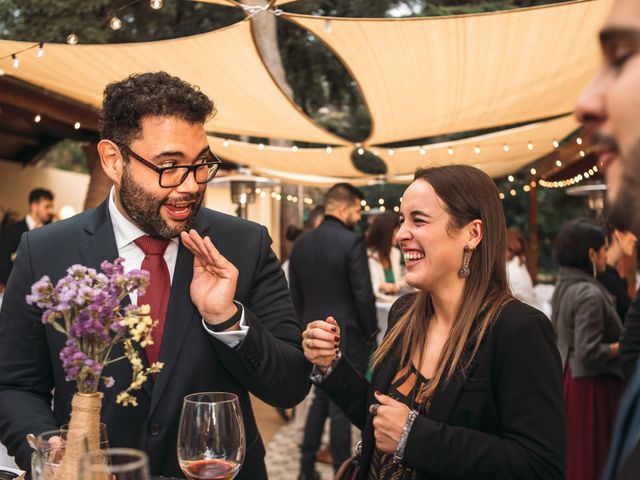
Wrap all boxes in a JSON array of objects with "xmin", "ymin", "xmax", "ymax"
[{"xmin": 54, "ymin": 392, "xmax": 103, "ymax": 480}]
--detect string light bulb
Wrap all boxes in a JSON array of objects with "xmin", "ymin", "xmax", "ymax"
[
  {"xmin": 67, "ymin": 33, "xmax": 78, "ymax": 45},
  {"xmin": 503, "ymin": 144, "xmax": 510, "ymax": 152},
  {"xmin": 380, "ymin": 206, "xmax": 386, "ymax": 212},
  {"xmin": 510, "ymin": 189, "xmax": 517, "ymax": 197},
  {"xmin": 579, "ymin": 150, "xmax": 586, "ymax": 158},
  {"xmin": 34, "ymin": 114, "xmax": 41, "ymax": 123},
  {"xmin": 258, "ymin": 143, "xmax": 265, "ymax": 151},
  {"xmin": 110, "ymin": 15, "xmax": 122, "ymax": 30},
  {"xmin": 378, "ymin": 198, "xmax": 384, "ymax": 205},
  {"xmin": 447, "ymin": 147, "xmax": 454, "ymax": 155},
  {"xmin": 499, "ymin": 193, "xmax": 505, "ymax": 200},
  {"xmin": 223, "ymin": 140, "xmax": 229, "ymax": 147},
  {"xmin": 556, "ymin": 160, "xmax": 562, "ymax": 167},
  {"xmin": 419, "ymin": 147, "xmax": 426, "ymax": 156},
  {"xmin": 388, "ymin": 149, "xmax": 394, "ymax": 156},
  {"xmin": 291, "ymin": 145, "xmax": 298, "ymax": 152},
  {"xmin": 530, "ymin": 168, "xmax": 537, "ymax": 175},
  {"xmin": 474, "ymin": 146, "xmax": 480, "ymax": 154},
  {"xmin": 0, "ymin": 68, "xmax": 5, "ymax": 76},
  {"xmin": 357, "ymin": 148, "xmax": 364, "ymax": 155},
  {"xmin": 74, "ymin": 122, "xmax": 81, "ymax": 130},
  {"xmin": 527, "ymin": 142, "xmax": 534, "ymax": 151},
  {"xmin": 323, "ymin": 19, "xmax": 332, "ymax": 33},
  {"xmin": 36, "ymin": 43, "xmax": 44, "ymax": 58},
  {"xmin": 552, "ymin": 139, "xmax": 559, "ymax": 149},
  {"xmin": 11, "ymin": 54, "xmax": 19, "ymax": 68},
  {"xmin": 508, "ymin": 175, "xmax": 515, "ymax": 182},
  {"xmin": 576, "ymin": 137, "xmax": 583, "ymax": 145},
  {"xmin": 150, "ymin": 0, "xmax": 163, "ymax": 9},
  {"xmin": 326, "ymin": 146, "xmax": 333, "ymax": 154}
]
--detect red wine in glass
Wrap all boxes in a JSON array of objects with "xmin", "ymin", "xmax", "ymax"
[{"xmin": 181, "ymin": 458, "xmax": 241, "ymax": 480}]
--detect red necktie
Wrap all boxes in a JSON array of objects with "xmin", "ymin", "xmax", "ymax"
[{"xmin": 134, "ymin": 236, "xmax": 170, "ymax": 368}]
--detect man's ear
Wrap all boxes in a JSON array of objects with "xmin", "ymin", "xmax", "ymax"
[
  {"xmin": 466, "ymin": 219, "xmax": 483, "ymax": 250},
  {"xmin": 97, "ymin": 140, "xmax": 123, "ymax": 185}
]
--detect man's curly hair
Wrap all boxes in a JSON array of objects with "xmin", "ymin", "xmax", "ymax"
[{"xmin": 100, "ymin": 71, "xmax": 215, "ymax": 146}]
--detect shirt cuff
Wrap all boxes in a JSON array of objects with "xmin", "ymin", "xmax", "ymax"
[
  {"xmin": 309, "ymin": 350, "xmax": 342, "ymax": 384},
  {"xmin": 202, "ymin": 303, "xmax": 249, "ymax": 348}
]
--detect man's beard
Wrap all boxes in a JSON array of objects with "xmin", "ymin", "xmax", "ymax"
[
  {"xmin": 608, "ymin": 139, "xmax": 640, "ymax": 235},
  {"xmin": 119, "ymin": 166, "xmax": 204, "ymax": 239}
]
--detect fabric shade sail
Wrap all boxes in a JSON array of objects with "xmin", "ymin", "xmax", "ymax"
[
  {"xmin": 377, "ymin": 114, "xmax": 579, "ymax": 179},
  {"xmin": 208, "ymin": 136, "xmax": 370, "ymax": 182},
  {"xmin": 0, "ymin": 21, "xmax": 345, "ymax": 145},
  {"xmin": 285, "ymin": 0, "xmax": 611, "ymax": 145}
]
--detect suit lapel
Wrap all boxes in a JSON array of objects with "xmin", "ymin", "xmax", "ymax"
[{"xmin": 148, "ymin": 215, "xmax": 210, "ymax": 416}]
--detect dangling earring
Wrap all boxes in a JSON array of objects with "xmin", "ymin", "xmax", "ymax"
[
  {"xmin": 459, "ymin": 245, "xmax": 473, "ymax": 279},
  {"xmin": 592, "ymin": 260, "xmax": 597, "ymax": 278}
]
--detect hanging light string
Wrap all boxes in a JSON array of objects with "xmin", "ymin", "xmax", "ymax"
[{"xmin": 0, "ymin": 0, "xmax": 150, "ymax": 65}]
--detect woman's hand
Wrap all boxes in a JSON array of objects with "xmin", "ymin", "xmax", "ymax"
[
  {"xmin": 302, "ymin": 316, "xmax": 340, "ymax": 373},
  {"xmin": 370, "ymin": 391, "xmax": 411, "ymax": 454}
]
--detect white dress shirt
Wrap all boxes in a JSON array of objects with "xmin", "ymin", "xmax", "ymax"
[
  {"xmin": 25, "ymin": 214, "xmax": 37, "ymax": 231},
  {"xmin": 108, "ymin": 188, "xmax": 248, "ymax": 347}
]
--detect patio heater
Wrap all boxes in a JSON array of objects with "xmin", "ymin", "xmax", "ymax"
[
  {"xmin": 208, "ymin": 173, "xmax": 279, "ymax": 219},
  {"xmin": 566, "ymin": 183, "xmax": 607, "ymax": 213}
]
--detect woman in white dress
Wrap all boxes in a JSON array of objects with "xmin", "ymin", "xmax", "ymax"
[
  {"xmin": 366, "ymin": 212, "xmax": 406, "ymax": 302},
  {"xmin": 506, "ymin": 228, "xmax": 537, "ymax": 307}
]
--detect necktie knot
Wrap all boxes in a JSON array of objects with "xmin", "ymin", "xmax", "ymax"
[{"xmin": 134, "ymin": 236, "xmax": 170, "ymax": 256}]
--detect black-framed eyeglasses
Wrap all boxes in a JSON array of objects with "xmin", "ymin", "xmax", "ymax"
[{"xmin": 117, "ymin": 143, "xmax": 222, "ymax": 188}]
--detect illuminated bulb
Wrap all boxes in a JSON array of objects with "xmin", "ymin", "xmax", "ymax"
[
  {"xmin": 292, "ymin": 196, "xmax": 298, "ymax": 203},
  {"xmin": 499, "ymin": 193, "xmax": 505, "ymax": 200},
  {"xmin": 74, "ymin": 122, "xmax": 81, "ymax": 130},
  {"xmin": 474, "ymin": 146, "xmax": 480, "ymax": 154},
  {"xmin": 399, "ymin": 197, "xmax": 402, "ymax": 203},
  {"xmin": 531, "ymin": 181, "xmax": 537, "ymax": 187},
  {"xmin": 503, "ymin": 144, "xmax": 510, "ymax": 152},
  {"xmin": 357, "ymin": 148, "xmax": 364, "ymax": 155},
  {"xmin": 255, "ymin": 187, "xmax": 262, "ymax": 194},
  {"xmin": 36, "ymin": 43, "xmax": 44, "ymax": 58},
  {"xmin": 258, "ymin": 143, "xmax": 265, "ymax": 150},
  {"xmin": 510, "ymin": 189, "xmax": 516, "ymax": 196},
  {"xmin": 378, "ymin": 198, "xmax": 384, "ymax": 205},
  {"xmin": 579, "ymin": 150, "xmax": 585, "ymax": 157},
  {"xmin": 326, "ymin": 146, "xmax": 333, "ymax": 154},
  {"xmin": 271, "ymin": 192, "xmax": 277, "ymax": 198},
  {"xmin": 0, "ymin": 68, "xmax": 4, "ymax": 76},
  {"xmin": 150, "ymin": 0, "xmax": 163, "ymax": 9},
  {"xmin": 286, "ymin": 195, "xmax": 293, "ymax": 201},
  {"xmin": 584, "ymin": 172, "xmax": 590, "ymax": 179},
  {"xmin": 419, "ymin": 147, "xmax": 426, "ymax": 156},
  {"xmin": 11, "ymin": 54, "xmax": 19, "ymax": 68},
  {"xmin": 527, "ymin": 142, "xmax": 534, "ymax": 151},
  {"xmin": 223, "ymin": 140, "xmax": 229, "ymax": 147},
  {"xmin": 67, "ymin": 33, "xmax": 78, "ymax": 45},
  {"xmin": 276, "ymin": 194, "xmax": 282, "ymax": 201},
  {"xmin": 388, "ymin": 149, "xmax": 394, "ymax": 156},
  {"xmin": 552, "ymin": 139, "xmax": 559, "ymax": 148},
  {"xmin": 34, "ymin": 114, "xmax": 41, "ymax": 123},
  {"xmin": 556, "ymin": 160, "xmax": 562, "ymax": 167},
  {"xmin": 530, "ymin": 168, "xmax": 537, "ymax": 175},
  {"xmin": 523, "ymin": 185, "xmax": 531, "ymax": 192},
  {"xmin": 291, "ymin": 145, "xmax": 298, "ymax": 152},
  {"xmin": 323, "ymin": 19, "xmax": 332, "ymax": 33},
  {"xmin": 593, "ymin": 165, "xmax": 598, "ymax": 172},
  {"xmin": 576, "ymin": 137, "xmax": 583, "ymax": 145},
  {"xmin": 260, "ymin": 192, "xmax": 266, "ymax": 198},
  {"xmin": 110, "ymin": 15, "xmax": 122, "ymax": 30},
  {"xmin": 380, "ymin": 206, "xmax": 386, "ymax": 212},
  {"xmin": 508, "ymin": 175, "xmax": 515, "ymax": 182},
  {"xmin": 364, "ymin": 205, "xmax": 370, "ymax": 212},
  {"xmin": 360, "ymin": 200, "xmax": 367, "ymax": 207},
  {"xmin": 447, "ymin": 147, "xmax": 454, "ymax": 155},
  {"xmin": 393, "ymin": 206, "xmax": 400, "ymax": 213}
]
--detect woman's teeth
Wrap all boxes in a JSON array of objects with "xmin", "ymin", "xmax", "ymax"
[{"xmin": 404, "ymin": 251, "xmax": 424, "ymax": 261}]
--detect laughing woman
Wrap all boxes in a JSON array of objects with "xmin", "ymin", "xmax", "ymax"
[{"xmin": 302, "ymin": 165, "xmax": 565, "ymax": 480}]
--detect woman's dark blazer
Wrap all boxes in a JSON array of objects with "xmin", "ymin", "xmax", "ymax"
[{"xmin": 318, "ymin": 294, "xmax": 566, "ymax": 479}]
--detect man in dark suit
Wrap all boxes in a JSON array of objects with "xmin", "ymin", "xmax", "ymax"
[
  {"xmin": 0, "ymin": 188, "xmax": 54, "ymax": 293},
  {"xmin": 0, "ymin": 72, "xmax": 310, "ymax": 479},
  {"xmin": 576, "ymin": 1, "xmax": 640, "ymax": 478},
  {"xmin": 289, "ymin": 183, "xmax": 377, "ymax": 479}
]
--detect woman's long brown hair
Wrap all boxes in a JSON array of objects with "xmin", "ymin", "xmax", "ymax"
[{"xmin": 372, "ymin": 165, "xmax": 512, "ymax": 402}]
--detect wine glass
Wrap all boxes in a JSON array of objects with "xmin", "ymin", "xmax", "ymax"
[
  {"xmin": 78, "ymin": 448, "xmax": 149, "ymax": 480},
  {"xmin": 177, "ymin": 392, "xmax": 245, "ymax": 480},
  {"xmin": 30, "ymin": 424, "xmax": 109, "ymax": 480}
]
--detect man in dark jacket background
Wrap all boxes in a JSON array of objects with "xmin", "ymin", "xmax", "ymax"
[{"xmin": 289, "ymin": 182, "xmax": 378, "ymax": 480}]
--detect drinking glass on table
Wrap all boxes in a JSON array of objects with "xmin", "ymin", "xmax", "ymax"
[
  {"xmin": 177, "ymin": 392, "xmax": 245, "ymax": 480},
  {"xmin": 78, "ymin": 447, "xmax": 149, "ymax": 480},
  {"xmin": 29, "ymin": 423, "xmax": 109, "ymax": 480}
]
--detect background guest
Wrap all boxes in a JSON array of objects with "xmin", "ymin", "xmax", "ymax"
[
  {"xmin": 506, "ymin": 227, "xmax": 537, "ymax": 307},
  {"xmin": 366, "ymin": 211, "xmax": 406, "ymax": 303},
  {"xmin": 0, "ymin": 188, "xmax": 54, "ymax": 293},
  {"xmin": 551, "ymin": 218, "xmax": 624, "ymax": 480}
]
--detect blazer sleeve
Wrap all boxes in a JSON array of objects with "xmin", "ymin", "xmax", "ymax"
[
  {"xmin": 208, "ymin": 226, "xmax": 311, "ymax": 408},
  {"xmin": 0, "ymin": 234, "xmax": 58, "ymax": 470},
  {"xmin": 621, "ymin": 289, "xmax": 640, "ymax": 380},
  {"xmin": 573, "ymin": 287, "xmax": 616, "ymax": 371},
  {"xmin": 288, "ymin": 255, "xmax": 304, "ymax": 324},
  {"xmin": 402, "ymin": 308, "xmax": 566, "ymax": 479},
  {"xmin": 0, "ymin": 225, "xmax": 19, "ymax": 284},
  {"xmin": 346, "ymin": 236, "xmax": 378, "ymax": 338}
]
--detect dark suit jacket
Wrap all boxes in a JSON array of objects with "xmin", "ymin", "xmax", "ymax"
[
  {"xmin": 0, "ymin": 200, "xmax": 311, "ymax": 479},
  {"xmin": 598, "ymin": 265, "xmax": 632, "ymax": 321},
  {"xmin": 620, "ymin": 289, "xmax": 640, "ymax": 381},
  {"xmin": 288, "ymin": 215, "xmax": 377, "ymax": 369},
  {"xmin": 0, "ymin": 219, "xmax": 28, "ymax": 284},
  {"xmin": 319, "ymin": 294, "xmax": 566, "ymax": 479}
]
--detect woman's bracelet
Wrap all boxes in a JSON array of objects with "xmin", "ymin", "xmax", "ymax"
[
  {"xmin": 393, "ymin": 409, "xmax": 419, "ymax": 464},
  {"xmin": 309, "ymin": 350, "xmax": 342, "ymax": 384}
]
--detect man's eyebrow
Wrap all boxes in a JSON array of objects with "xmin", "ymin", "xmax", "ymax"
[
  {"xmin": 151, "ymin": 146, "xmax": 210, "ymax": 161},
  {"xmin": 600, "ymin": 27, "xmax": 640, "ymax": 50}
]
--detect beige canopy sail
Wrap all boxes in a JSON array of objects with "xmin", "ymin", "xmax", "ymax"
[
  {"xmin": 377, "ymin": 114, "xmax": 579, "ymax": 179},
  {"xmin": 285, "ymin": 0, "xmax": 611, "ymax": 145},
  {"xmin": 209, "ymin": 136, "xmax": 367, "ymax": 177},
  {"xmin": 0, "ymin": 21, "xmax": 345, "ymax": 145}
]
